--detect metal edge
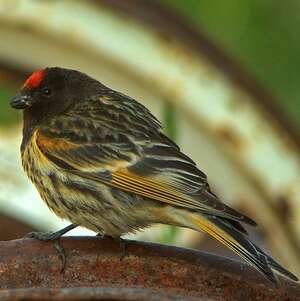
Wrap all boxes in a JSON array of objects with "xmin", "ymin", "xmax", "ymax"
[{"xmin": 0, "ymin": 237, "xmax": 299, "ymax": 300}]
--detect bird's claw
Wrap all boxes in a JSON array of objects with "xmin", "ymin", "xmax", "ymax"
[
  {"xmin": 25, "ymin": 231, "xmax": 66, "ymax": 272},
  {"xmin": 25, "ymin": 231, "xmax": 61, "ymax": 241},
  {"xmin": 119, "ymin": 238, "xmax": 127, "ymax": 261},
  {"xmin": 53, "ymin": 239, "xmax": 66, "ymax": 273}
]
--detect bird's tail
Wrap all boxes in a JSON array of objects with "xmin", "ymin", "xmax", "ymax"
[{"xmin": 180, "ymin": 212, "xmax": 298, "ymax": 284}]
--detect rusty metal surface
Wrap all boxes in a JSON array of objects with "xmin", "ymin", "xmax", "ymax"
[
  {"xmin": 0, "ymin": 237, "xmax": 299, "ymax": 301},
  {"xmin": 0, "ymin": 287, "xmax": 202, "ymax": 301}
]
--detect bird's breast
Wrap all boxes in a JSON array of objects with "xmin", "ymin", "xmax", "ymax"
[
  {"xmin": 21, "ymin": 130, "xmax": 56, "ymax": 180},
  {"xmin": 21, "ymin": 129, "xmax": 66, "ymax": 216}
]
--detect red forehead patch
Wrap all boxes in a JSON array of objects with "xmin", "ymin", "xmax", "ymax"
[{"xmin": 23, "ymin": 69, "xmax": 45, "ymax": 89}]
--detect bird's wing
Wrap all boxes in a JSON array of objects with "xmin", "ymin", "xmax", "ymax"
[
  {"xmin": 36, "ymin": 130, "xmax": 254, "ymax": 226},
  {"xmin": 35, "ymin": 93, "xmax": 255, "ymax": 225}
]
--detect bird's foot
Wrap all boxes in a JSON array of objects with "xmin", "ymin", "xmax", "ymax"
[
  {"xmin": 26, "ymin": 231, "xmax": 63, "ymax": 241},
  {"xmin": 25, "ymin": 231, "xmax": 66, "ymax": 272},
  {"xmin": 97, "ymin": 234, "xmax": 128, "ymax": 260},
  {"xmin": 117, "ymin": 237, "xmax": 127, "ymax": 261},
  {"xmin": 25, "ymin": 224, "xmax": 78, "ymax": 273}
]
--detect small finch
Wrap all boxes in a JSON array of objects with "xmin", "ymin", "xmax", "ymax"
[{"xmin": 10, "ymin": 67, "xmax": 297, "ymax": 284}]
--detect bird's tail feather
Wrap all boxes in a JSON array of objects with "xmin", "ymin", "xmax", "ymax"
[{"xmin": 184, "ymin": 213, "xmax": 298, "ymax": 284}]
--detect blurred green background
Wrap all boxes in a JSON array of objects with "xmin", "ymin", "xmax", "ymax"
[{"xmin": 162, "ymin": 0, "xmax": 300, "ymax": 126}]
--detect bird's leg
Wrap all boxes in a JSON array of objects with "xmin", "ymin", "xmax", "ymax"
[
  {"xmin": 97, "ymin": 233, "xmax": 127, "ymax": 260},
  {"xmin": 26, "ymin": 224, "xmax": 78, "ymax": 240},
  {"xmin": 26, "ymin": 224, "xmax": 78, "ymax": 272},
  {"xmin": 118, "ymin": 237, "xmax": 127, "ymax": 261}
]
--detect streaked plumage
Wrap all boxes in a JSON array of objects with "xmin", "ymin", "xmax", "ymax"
[{"xmin": 11, "ymin": 67, "xmax": 298, "ymax": 284}]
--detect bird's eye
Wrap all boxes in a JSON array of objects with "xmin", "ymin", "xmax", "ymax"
[{"xmin": 42, "ymin": 87, "xmax": 52, "ymax": 97}]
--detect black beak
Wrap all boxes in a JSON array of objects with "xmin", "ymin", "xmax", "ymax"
[{"xmin": 10, "ymin": 93, "xmax": 33, "ymax": 110}]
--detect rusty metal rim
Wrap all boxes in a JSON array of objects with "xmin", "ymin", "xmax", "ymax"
[
  {"xmin": 95, "ymin": 0, "xmax": 300, "ymax": 149},
  {"xmin": 0, "ymin": 238, "xmax": 299, "ymax": 300},
  {"xmin": 0, "ymin": 287, "xmax": 201, "ymax": 301}
]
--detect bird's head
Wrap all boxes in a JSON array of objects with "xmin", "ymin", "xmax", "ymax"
[{"xmin": 10, "ymin": 67, "xmax": 102, "ymax": 119}]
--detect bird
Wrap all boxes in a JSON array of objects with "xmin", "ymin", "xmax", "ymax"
[{"xmin": 10, "ymin": 66, "xmax": 298, "ymax": 284}]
